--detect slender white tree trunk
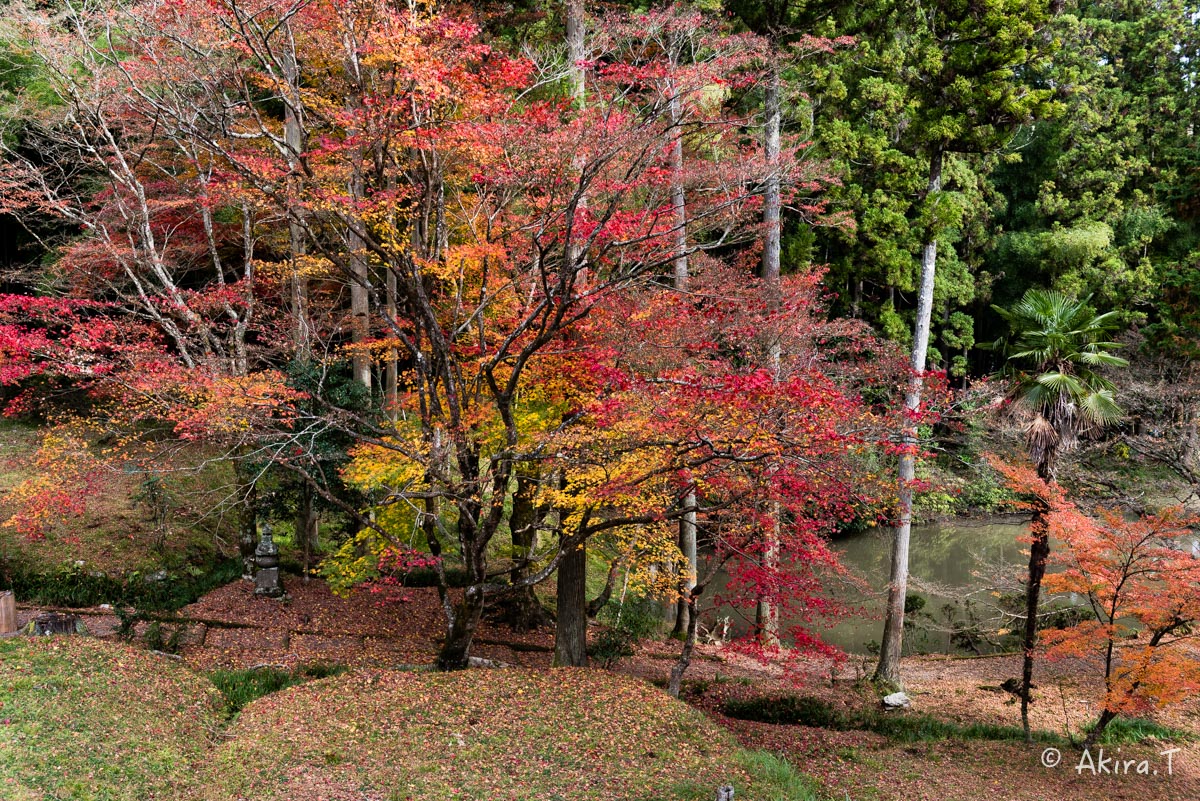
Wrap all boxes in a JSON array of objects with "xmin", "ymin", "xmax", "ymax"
[
  {"xmin": 875, "ymin": 147, "xmax": 943, "ymax": 686},
  {"xmin": 756, "ymin": 60, "xmax": 783, "ymax": 647},
  {"xmin": 667, "ymin": 79, "xmax": 700, "ymax": 634},
  {"xmin": 281, "ymin": 29, "xmax": 310, "ymax": 361}
]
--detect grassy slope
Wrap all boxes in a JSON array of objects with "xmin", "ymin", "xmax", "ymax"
[
  {"xmin": 201, "ymin": 668, "xmax": 816, "ymax": 801},
  {"xmin": 2, "ymin": 639, "xmax": 820, "ymax": 801},
  {"xmin": 0, "ymin": 422, "xmax": 232, "ymax": 577},
  {"xmin": 0, "ymin": 638, "xmax": 225, "ymax": 801}
]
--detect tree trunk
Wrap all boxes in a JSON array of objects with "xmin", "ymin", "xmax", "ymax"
[
  {"xmin": 673, "ymin": 492, "xmax": 698, "ymax": 636},
  {"xmin": 497, "ymin": 471, "xmax": 550, "ymax": 631},
  {"xmin": 587, "ymin": 555, "xmax": 622, "ymax": 618},
  {"xmin": 1022, "ymin": 482, "xmax": 1051, "ymax": 738},
  {"xmin": 554, "ymin": 538, "xmax": 589, "ymax": 666},
  {"xmin": 281, "ymin": 29, "xmax": 310, "ymax": 361},
  {"xmin": 349, "ymin": 172, "xmax": 372, "ymax": 390},
  {"xmin": 875, "ymin": 146, "xmax": 943, "ymax": 687},
  {"xmin": 1021, "ymin": 455, "xmax": 1057, "ymax": 740},
  {"xmin": 385, "ymin": 266, "xmax": 398, "ymax": 418},
  {"xmin": 0, "ymin": 591, "xmax": 16, "ymax": 635},
  {"xmin": 234, "ymin": 459, "xmax": 258, "ymax": 580},
  {"xmin": 295, "ymin": 484, "xmax": 318, "ymax": 584},
  {"xmin": 1083, "ymin": 708, "xmax": 1118, "ymax": 750},
  {"xmin": 755, "ymin": 58, "xmax": 783, "ymax": 646},
  {"xmin": 668, "ymin": 77, "xmax": 698, "ymax": 639},
  {"xmin": 437, "ymin": 586, "xmax": 485, "ymax": 670},
  {"xmin": 760, "ymin": 62, "xmax": 782, "ymax": 289},
  {"xmin": 1183, "ymin": 402, "xmax": 1200, "ymax": 473},
  {"xmin": 668, "ymin": 586, "xmax": 701, "ymax": 697},
  {"xmin": 565, "ymin": 0, "xmax": 585, "ymax": 105}
]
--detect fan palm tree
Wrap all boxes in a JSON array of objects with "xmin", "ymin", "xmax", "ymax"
[{"xmin": 991, "ymin": 288, "xmax": 1127, "ymax": 740}]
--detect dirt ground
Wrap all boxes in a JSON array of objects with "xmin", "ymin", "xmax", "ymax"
[{"xmin": 14, "ymin": 577, "xmax": 1200, "ymax": 801}]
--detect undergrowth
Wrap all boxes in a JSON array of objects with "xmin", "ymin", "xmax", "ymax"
[
  {"xmin": 2, "ymin": 557, "xmax": 242, "ymax": 610},
  {"xmin": 1084, "ymin": 716, "xmax": 1195, "ymax": 745},
  {"xmin": 207, "ymin": 663, "xmax": 349, "ymax": 716},
  {"xmin": 723, "ymin": 694, "xmax": 1065, "ymax": 745}
]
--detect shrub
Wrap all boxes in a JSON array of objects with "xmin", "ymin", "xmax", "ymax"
[
  {"xmin": 3, "ymin": 557, "xmax": 242, "ymax": 611},
  {"xmin": 589, "ymin": 595, "xmax": 662, "ymax": 668},
  {"xmin": 723, "ymin": 693, "xmax": 1064, "ymax": 745}
]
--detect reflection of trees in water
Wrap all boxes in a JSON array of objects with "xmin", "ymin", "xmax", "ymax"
[
  {"xmin": 838, "ymin": 520, "xmax": 1036, "ymax": 656},
  {"xmin": 901, "ymin": 535, "xmax": 1090, "ymax": 656},
  {"xmin": 701, "ymin": 518, "xmax": 1096, "ymax": 656}
]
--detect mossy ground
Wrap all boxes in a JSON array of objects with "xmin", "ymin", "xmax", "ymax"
[
  {"xmin": 0, "ymin": 637, "xmax": 224, "ymax": 801},
  {"xmin": 1, "ymin": 638, "xmax": 819, "ymax": 801}
]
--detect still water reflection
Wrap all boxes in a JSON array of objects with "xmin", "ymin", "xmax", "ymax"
[{"xmin": 700, "ymin": 516, "xmax": 1031, "ymax": 655}]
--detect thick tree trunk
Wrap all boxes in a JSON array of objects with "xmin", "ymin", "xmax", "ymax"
[
  {"xmin": 1183, "ymin": 402, "xmax": 1200, "ymax": 472},
  {"xmin": 565, "ymin": 0, "xmax": 585, "ymax": 105},
  {"xmin": 497, "ymin": 471, "xmax": 550, "ymax": 631},
  {"xmin": 673, "ymin": 493, "xmax": 698, "ymax": 636},
  {"xmin": 760, "ymin": 63, "xmax": 782, "ymax": 288},
  {"xmin": 756, "ymin": 509, "xmax": 781, "ymax": 648},
  {"xmin": 668, "ymin": 79, "xmax": 698, "ymax": 638},
  {"xmin": 875, "ymin": 146, "xmax": 943, "ymax": 687},
  {"xmin": 1083, "ymin": 708, "xmax": 1118, "ymax": 750},
  {"xmin": 349, "ymin": 172, "xmax": 372, "ymax": 390},
  {"xmin": 281, "ymin": 31, "xmax": 310, "ymax": 360},
  {"xmin": 554, "ymin": 538, "xmax": 589, "ymax": 666},
  {"xmin": 437, "ymin": 586, "xmax": 485, "ymax": 670}
]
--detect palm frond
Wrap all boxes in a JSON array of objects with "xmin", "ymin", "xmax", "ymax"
[
  {"xmin": 1078, "ymin": 390, "xmax": 1123, "ymax": 427},
  {"xmin": 993, "ymin": 288, "xmax": 1127, "ymax": 468},
  {"xmin": 1076, "ymin": 350, "xmax": 1129, "ymax": 368},
  {"xmin": 1034, "ymin": 371, "xmax": 1086, "ymax": 397}
]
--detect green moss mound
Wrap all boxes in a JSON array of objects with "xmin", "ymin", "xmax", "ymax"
[
  {"xmin": 0, "ymin": 637, "xmax": 224, "ymax": 801},
  {"xmin": 1, "ymin": 640, "xmax": 817, "ymax": 801},
  {"xmin": 201, "ymin": 668, "xmax": 784, "ymax": 801}
]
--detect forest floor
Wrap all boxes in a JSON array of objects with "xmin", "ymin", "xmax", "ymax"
[{"xmin": 12, "ymin": 576, "xmax": 1200, "ymax": 801}]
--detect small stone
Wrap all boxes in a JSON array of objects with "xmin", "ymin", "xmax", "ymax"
[{"xmin": 882, "ymin": 691, "xmax": 912, "ymax": 709}]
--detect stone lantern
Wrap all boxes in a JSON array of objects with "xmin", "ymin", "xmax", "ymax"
[{"xmin": 254, "ymin": 522, "xmax": 284, "ymax": 598}]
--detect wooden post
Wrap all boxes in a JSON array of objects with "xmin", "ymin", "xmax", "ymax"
[
  {"xmin": 0, "ymin": 591, "xmax": 16, "ymax": 635},
  {"xmin": 715, "ymin": 785, "xmax": 734, "ymax": 801}
]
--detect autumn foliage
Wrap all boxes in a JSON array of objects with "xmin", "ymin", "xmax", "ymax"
[
  {"xmin": 992, "ymin": 458, "xmax": 1200, "ymax": 743},
  {"xmin": 0, "ymin": 0, "xmax": 897, "ymax": 672}
]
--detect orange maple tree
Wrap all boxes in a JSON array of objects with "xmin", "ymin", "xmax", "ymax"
[
  {"xmin": 1043, "ymin": 502, "xmax": 1200, "ymax": 746},
  {"xmin": 993, "ymin": 458, "xmax": 1200, "ymax": 745}
]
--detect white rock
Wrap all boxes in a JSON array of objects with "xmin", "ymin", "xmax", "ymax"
[{"xmin": 882, "ymin": 691, "xmax": 912, "ymax": 709}]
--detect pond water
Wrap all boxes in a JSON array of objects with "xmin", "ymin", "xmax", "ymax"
[{"xmin": 699, "ymin": 516, "xmax": 1032, "ymax": 656}]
